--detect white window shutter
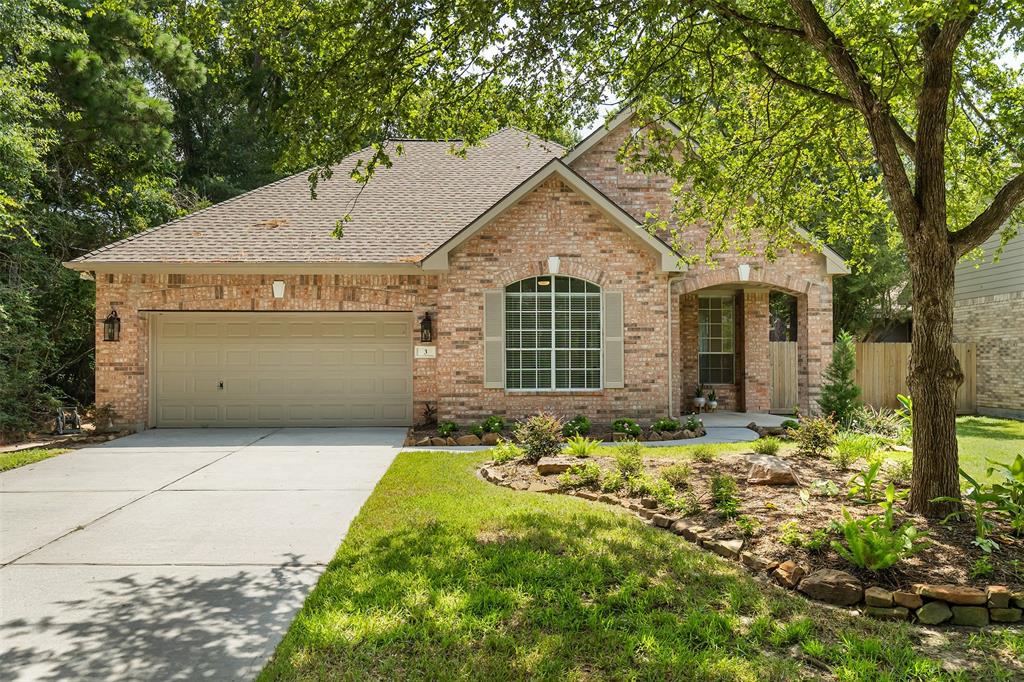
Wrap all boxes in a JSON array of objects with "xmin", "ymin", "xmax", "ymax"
[
  {"xmin": 603, "ymin": 291, "xmax": 624, "ymax": 388},
  {"xmin": 483, "ymin": 290, "xmax": 504, "ymax": 388}
]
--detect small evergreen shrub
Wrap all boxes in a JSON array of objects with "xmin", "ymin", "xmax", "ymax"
[
  {"xmin": 482, "ymin": 415, "xmax": 506, "ymax": 433},
  {"xmin": 661, "ymin": 463, "xmax": 691, "ymax": 489},
  {"xmin": 685, "ymin": 414, "xmax": 702, "ymax": 431},
  {"xmin": 752, "ymin": 437, "xmax": 781, "ymax": 456},
  {"xmin": 692, "ymin": 445, "xmax": 716, "ymax": 463},
  {"xmin": 470, "ymin": 423, "xmax": 485, "ymax": 437},
  {"xmin": 514, "ymin": 413, "xmax": 564, "ymax": 464},
  {"xmin": 792, "ymin": 415, "xmax": 837, "ymax": 458},
  {"xmin": 490, "ymin": 439, "xmax": 523, "ymax": 464},
  {"xmin": 563, "ymin": 434, "xmax": 601, "ymax": 457},
  {"xmin": 614, "ymin": 441, "xmax": 644, "ymax": 477},
  {"xmin": 831, "ymin": 432, "xmax": 879, "ymax": 469},
  {"xmin": 601, "ymin": 469, "xmax": 625, "ymax": 493},
  {"xmin": 651, "ymin": 417, "xmax": 680, "ymax": 432},
  {"xmin": 562, "ymin": 414, "xmax": 591, "ymax": 437},
  {"xmin": 817, "ymin": 330, "xmax": 861, "ymax": 426},
  {"xmin": 735, "ymin": 515, "xmax": 760, "ymax": 537},
  {"xmin": 437, "ymin": 421, "xmax": 459, "ymax": 437},
  {"xmin": 780, "ymin": 418, "xmax": 800, "ymax": 430},
  {"xmin": 711, "ymin": 473, "xmax": 740, "ymax": 518},
  {"xmin": 611, "ymin": 417, "xmax": 642, "ymax": 438}
]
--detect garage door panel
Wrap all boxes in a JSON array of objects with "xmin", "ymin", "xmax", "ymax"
[{"xmin": 155, "ymin": 313, "xmax": 412, "ymax": 427}]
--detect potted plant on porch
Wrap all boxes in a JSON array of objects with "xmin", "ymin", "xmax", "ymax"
[
  {"xmin": 693, "ymin": 385, "xmax": 706, "ymax": 411},
  {"xmin": 707, "ymin": 389, "xmax": 718, "ymax": 411}
]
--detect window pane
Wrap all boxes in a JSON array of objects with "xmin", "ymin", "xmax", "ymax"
[
  {"xmin": 555, "ymin": 276, "xmax": 570, "ymax": 292},
  {"xmin": 521, "ymin": 278, "xmax": 536, "ymax": 293}
]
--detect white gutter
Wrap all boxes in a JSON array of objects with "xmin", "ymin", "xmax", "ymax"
[{"xmin": 666, "ymin": 274, "xmax": 687, "ymax": 417}]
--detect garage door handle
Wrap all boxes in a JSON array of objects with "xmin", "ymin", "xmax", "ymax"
[{"xmin": 218, "ymin": 381, "xmax": 224, "ymax": 390}]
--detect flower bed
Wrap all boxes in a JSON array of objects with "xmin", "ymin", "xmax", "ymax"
[
  {"xmin": 405, "ymin": 417, "xmax": 706, "ymax": 447},
  {"xmin": 480, "ymin": 448, "xmax": 1024, "ymax": 627}
]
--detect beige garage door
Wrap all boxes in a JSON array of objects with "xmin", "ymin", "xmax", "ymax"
[{"xmin": 153, "ymin": 312, "xmax": 412, "ymax": 427}]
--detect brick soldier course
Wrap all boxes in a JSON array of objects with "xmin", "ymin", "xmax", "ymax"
[{"xmin": 70, "ymin": 111, "xmax": 847, "ymax": 430}]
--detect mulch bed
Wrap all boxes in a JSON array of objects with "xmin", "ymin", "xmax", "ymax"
[{"xmin": 487, "ymin": 451, "xmax": 1024, "ymax": 592}]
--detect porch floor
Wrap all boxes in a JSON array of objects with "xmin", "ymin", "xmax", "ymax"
[{"xmin": 697, "ymin": 411, "xmax": 789, "ymax": 428}]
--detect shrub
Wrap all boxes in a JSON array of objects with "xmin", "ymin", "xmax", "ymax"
[
  {"xmin": 832, "ymin": 483, "xmax": 928, "ymax": 571},
  {"xmin": 685, "ymin": 414, "xmax": 702, "ymax": 431},
  {"xmin": 490, "ymin": 439, "xmax": 523, "ymax": 464},
  {"xmin": 847, "ymin": 458, "xmax": 886, "ymax": 503},
  {"xmin": 779, "ymin": 521, "xmax": 806, "ymax": 547},
  {"xmin": 848, "ymin": 405, "xmax": 903, "ymax": 440},
  {"xmin": 437, "ymin": 421, "xmax": 459, "ymax": 437},
  {"xmin": 805, "ymin": 528, "xmax": 832, "ymax": 553},
  {"xmin": 832, "ymin": 432, "xmax": 880, "ymax": 470},
  {"xmin": 711, "ymin": 473, "xmax": 740, "ymax": 518},
  {"xmin": 650, "ymin": 479, "xmax": 684, "ymax": 511},
  {"xmin": 970, "ymin": 555, "xmax": 994, "ymax": 579},
  {"xmin": 887, "ymin": 459, "xmax": 913, "ymax": 487},
  {"xmin": 692, "ymin": 445, "xmax": 715, "ymax": 463},
  {"xmin": 558, "ymin": 461, "xmax": 603, "ymax": 490},
  {"xmin": 514, "ymin": 413, "xmax": 564, "ymax": 464},
  {"xmin": 482, "ymin": 415, "xmax": 506, "ymax": 433},
  {"xmin": 614, "ymin": 441, "xmax": 644, "ymax": 477},
  {"xmin": 661, "ymin": 463, "xmax": 691, "ymax": 489},
  {"xmin": 735, "ymin": 515, "xmax": 760, "ymax": 537},
  {"xmin": 469, "ymin": 423, "xmax": 485, "ymax": 437},
  {"xmin": 601, "ymin": 469, "xmax": 624, "ymax": 493},
  {"xmin": 780, "ymin": 418, "xmax": 800, "ymax": 430},
  {"xmin": 651, "ymin": 417, "xmax": 681, "ymax": 432},
  {"xmin": 611, "ymin": 417, "xmax": 642, "ymax": 438},
  {"xmin": 752, "ymin": 437, "xmax": 781, "ymax": 456},
  {"xmin": 792, "ymin": 415, "xmax": 837, "ymax": 458},
  {"xmin": 817, "ymin": 330, "xmax": 861, "ymax": 426},
  {"xmin": 563, "ymin": 434, "xmax": 601, "ymax": 457},
  {"xmin": 562, "ymin": 414, "xmax": 591, "ymax": 437},
  {"xmin": 627, "ymin": 473, "xmax": 657, "ymax": 498}
]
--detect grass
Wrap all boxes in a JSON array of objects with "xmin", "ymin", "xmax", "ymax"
[
  {"xmin": 0, "ymin": 448, "xmax": 70, "ymax": 472},
  {"xmin": 261, "ymin": 451, "xmax": 1022, "ymax": 681}
]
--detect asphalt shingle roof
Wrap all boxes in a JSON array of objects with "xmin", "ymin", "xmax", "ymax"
[{"xmin": 72, "ymin": 129, "xmax": 564, "ymax": 265}]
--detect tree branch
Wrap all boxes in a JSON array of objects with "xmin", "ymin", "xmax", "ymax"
[{"xmin": 951, "ymin": 170, "xmax": 1024, "ymax": 257}]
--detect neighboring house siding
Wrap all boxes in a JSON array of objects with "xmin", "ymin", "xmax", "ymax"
[{"xmin": 953, "ymin": 232, "xmax": 1024, "ymax": 418}]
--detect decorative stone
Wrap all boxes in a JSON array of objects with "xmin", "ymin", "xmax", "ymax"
[
  {"xmin": 865, "ymin": 606, "xmax": 909, "ymax": 621},
  {"xmin": 680, "ymin": 429, "xmax": 695, "ymax": 439},
  {"xmin": 864, "ymin": 586, "xmax": 894, "ymax": 607},
  {"xmin": 509, "ymin": 480, "xmax": 530, "ymax": 491},
  {"xmin": 989, "ymin": 608, "xmax": 1022, "ymax": 623},
  {"xmin": 987, "ymin": 585, "xmax": 1012, "ymax": 609},
  {"xmin": 612, "ymin": 432, "xmax": 630, "ymax": 442},
  {"xmin": 456, "ymin": 434, "xmax": 482, "ymax": 446},
  {"xmin": 527, "ymin": 481, "xmax": 558, "ymax": 494},
  {"xmin": 598, "ymin": 494, "xmax": 618, "ymax": 504},
  {"xmin": 650, "ymin": 513, "xmax": 672, "ymax": 528},
  {"xmin": 430, "ymin": 437, "xmax": 448, "ymax": 446},
  {"xmin": 914, "ymin": 584, "xmax": 987, "ymax": 605},
  {"xmin": 740, "ymin": 551, "xmax": 778, "ymax": 572},
  {"xmin": 704, "ymin": 538, "xmax": 743, "ymax": 559},
  {"xmin": 415, "ymin": 437, "xmax": 432, "ymax": 446},
  {"xmin": 638, "ymin": 509, "xmax": 655, "ymax": 519},
  {"xmin": 536, "ymin": 456, "xmax": 574, "ymax": 475},
  {"xmin": 481, "ymin": 432, "xmax": 500, "ymax": 446},
  {"xmin": 446, "ymin": 437, "xmax": 458, "ymax": 446},
  {"xmin": 798, "ymin": 569, "xmax": 864, "ymax": 606},
  {"xmin": 577, "ymin": 491, "xmax": 599, "ymax": 501},
  {"xmin": 1013, "ymin": 593, "xmax": 1024, "ymax": 609},
  {"xmin": 746, "ymin": 454, "xmax": 800, "ymax": 486},
  {"xmin": 893, "ymin": 591, "xmax": 923, "ymax": 609},
  {"xmin": 772, "ymin": 560, "xmax": 806, "ymax": 589},
  {"xmin": 669, "ymin": 519, "xmax": 690, "ymax": 535},
  {"xmin": 950, "ymin": 606, "xmax": 989, "ymax": 627},
  {"xmin": 641, "ymin": 497, "xmax": 658, "ymax": 509},
  {"xmin": 678, "ymin": 524, "xmax": 705, "ymax": 543},
  {"xmin": 915, "ymin": 601, "xmax": 953, "ymax": 625}
]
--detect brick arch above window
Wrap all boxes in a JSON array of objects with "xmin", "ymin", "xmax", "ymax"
[{"xmin": 493, "ymin": 260, "xmax": 608, "ymax": 288}]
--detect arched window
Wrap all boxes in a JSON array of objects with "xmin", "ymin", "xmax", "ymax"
[{"xmin": 504, "ymin": 275, "xmax": 601, "ymax": 390}]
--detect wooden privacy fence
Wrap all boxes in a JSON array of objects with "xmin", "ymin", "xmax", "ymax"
[
  {"xmin": 854, "ymin": 342, "xmax": 977, "ymax": 414},
  {"xmin": 769, "ymin": 341, "xmax": 798, "ymax": 411}
]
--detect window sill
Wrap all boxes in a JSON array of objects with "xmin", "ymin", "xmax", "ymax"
[{"xmin": 503, "ymin": 389, "xmax": 605, "ymax": 396}]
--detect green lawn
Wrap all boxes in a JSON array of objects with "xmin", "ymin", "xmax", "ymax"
[
  {"xmin": 261, "ymin": 450, "xmax": 1022, "ymax": 681},
  {"xmin": 0, "ymin": 448, "xmax": 70, "ymax": 472}
]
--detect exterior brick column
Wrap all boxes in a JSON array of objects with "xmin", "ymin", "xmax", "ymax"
[
  {"xmin": 741, "ymin": 290, "xmax": 771, "ymax": 413},
  {"xmin": 797, "ymin": 282, "xmax": 834, "ymax": 415}
]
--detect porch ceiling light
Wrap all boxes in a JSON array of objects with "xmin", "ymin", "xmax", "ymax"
[
  {"xmin": 547, "ymin": 256, "xmax": 561, "ymax": 274},
  {"xmin": 271, "ymin": 280, "xmax": 285, "ymax": 298},
  {"xmin": 737, "ymin": 263, "xmax": 751, "ymax": 282}
]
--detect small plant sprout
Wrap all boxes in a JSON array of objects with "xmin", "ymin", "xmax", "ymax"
[
  {"xmin": 490, "ymin": 439, "xmax": 523, "ymax": 464},
  {"xmin": 563, "ymin": 434, "xmax": 601, "ymax": 457},
  {"xmin": 847, "ymin": 459, "xmax": 886, "ymax": 504}
]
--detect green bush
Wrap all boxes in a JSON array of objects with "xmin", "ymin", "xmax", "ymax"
[
  {"xmin": 711, "ymin": 473, "xmax": 740, "ymax": 518},
  {"xmin": 805, "ymin": 528, "xmax": 832, "ymax": 553},
  {"xmin": 692, "ymin": 445, "xmax": 715, "ymax": 463},
  {"xmin": 848, "ymin": 405, "xmax": 903, "ymax": 440},
  {"xmin": 886, "ymin": 459, "xmax": 913, "ymax": 487},
  {"xmin": 513, "ymin": 413, "xmax": 564, "ymax": 464},
  {"xmin": 490, "ymin": 439, "xmax": 523, "ymax": 464},
  {"xmin": 832, "ymin": 432, "xmax": 880, "ymax": 470},
  {"xmin": 831, "ymin": 486, "xmax": 928, "ymax": 571},
  {"xmin": 601, "ymin": 469, "xmax": 624, "ymax": 493},
  {"xmin": 482, "ymin": 415, "xmax": 506, "ymax": 433},
  {"xmin": 661, "ymin": 463, "xmax": 691, "ymax": 489},
  {"xmin": 626, "ymin": 473, "xmax": 657, "ymax": 498},
  {"xmin": 817, "ymin": 330, "xmax": 861, "ymax": 426},
  {"xmin": 470, "ymin": 423, "xmax": 485, "ymax": 437},
  {"xmin": 611, "ymin": 417, "xmax": 642, "ymax": 438},
  {"xmin": 780, "ymin": 418, "xmax": 800, "ymax": 430},
  {"xmin": 558, "ymin": 461, "xmax": 603, "ymax": 490},
  {"xmin": 563, "ymin": 434, "xmax": 601, "ymax": 457},
  {"xmin": 779, "ymin": 520, "xmax": 806, "ymax": 547},
  {"xmin": 437, "ymin": 421, "xmax": 459, "ymax": 437},
  {"xmin": 735, "ymin": 515, "xmax": 760, "ymax": 537},
  {"xmin": 792, "ymin": 415, "xmax": 837, "ymax": 458},
  {"xmin": 752, "ymin": 437, "xmax": 781, "ymax": 456},
  {"xmin": 847, "ymin": 458, "xmax": 886, "ymax": 503},
  {"xmin": 562, "ymin": 414, "xmax": 591, "ymax": 437},
  {"xmin": 614, "ymin": 441, "xmax": 644, "ymax": 477},
  {"xmin": 651, "ymin": 417, "xmax": 680, "ymax": 432},
  {"xmin": 0, "ymin": 285, "xmax": 58, "ymax": 440},
  {"xmin": 685, "ymin": 414, "xmax": 702, "ymax": 431}
]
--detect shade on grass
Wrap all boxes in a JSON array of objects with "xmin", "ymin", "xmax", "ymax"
[{"xmin": 260, "ymin": 451, "xmax": 1021, "ymax": 681}]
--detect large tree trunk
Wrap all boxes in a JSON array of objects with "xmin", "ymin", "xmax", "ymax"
[{"xmin": 906, "ymin": 241, "xmax": 963, "ymax": 518}]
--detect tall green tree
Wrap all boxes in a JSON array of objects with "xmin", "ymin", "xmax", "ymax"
[
  {"xmin": 247, "ymin": 0, "xmax": 1024, "ymax": 517},
  {"xmin": 818, "ymin": 330, "xmax": 861, "ymax": 425}
]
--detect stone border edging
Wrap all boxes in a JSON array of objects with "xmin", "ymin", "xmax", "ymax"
[{"xmin": 480, "ymin": 465, "xmax": 1024, "ymax": 628}]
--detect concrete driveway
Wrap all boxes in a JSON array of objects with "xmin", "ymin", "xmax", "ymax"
[{"xmin": 0, "ymin": 427, "xmax": 404, "ymax": 681}]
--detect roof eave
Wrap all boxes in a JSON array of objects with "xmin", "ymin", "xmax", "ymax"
[{"xmin": 62, "ymin": 261, "xmax": 428, "ymax": 275}]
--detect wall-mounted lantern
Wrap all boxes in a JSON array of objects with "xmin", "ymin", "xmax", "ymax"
[
  {"xmin": 102, "ymin": 309, "xmax": 121, "ymax": 342},
  {"xmin": 737, "ymin": 263, "xmax": 751, "ymax": 282},
  {"xmin": 420, "ymin": 312, "xmax": 433, "ymax": 343},
  {"xmin": 271, "ymin": 280, "xmax": 286, "ymax": 298}
]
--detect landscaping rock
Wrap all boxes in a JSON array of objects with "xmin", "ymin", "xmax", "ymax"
[
  {"xmin": 865, "ymin": 587, "xmax": 894, "ymax": 607},
  {"xmin": 680, "ymin": 429, "xmax": 695, "ymax": 439},
  {"xmin": 669, "ymin": 519, "xmax": 691, "ymax": 535},
  {"xmin": 480, "ymin": 467, "xmax": 504, "ymax": 483},
  {"xmin": 677, "ymin": 524, "xmax": 705, "ymax": 543},
  {"xmin": 746, "ymin": 454, "xmax": 799, "ymax": 486},
  {"xmin": 865, "ymin": 606, "xmax": 909, "ymax": 621},
  {"xmin": 705, "ymin": 538, "xmax": 743, "ymax": 559},
  {"xmin": 536, "ymin": 456, "xmax": 574, "ymax": 475},
  {"xmin": 740, "ymin": 551, "xmax": 778, "ymax": 572},
  {"xmin": 612, "ymin": 432, "xmax": 631, "ymax": 442},
  {"xmin": 914, "ymin": 584, "xmax": 987, "ymax": 605},
  {"xmin": 798, "ymin": 569, "xmax": 864, "ymax": 606},
  {"xmin": 641, "ymin": 497, "xmax": 659, "ymax": 509},
  {"xmin": 430, "ymin": 437, "xmax": 448, "ymax": 446},
  {"xmin": 638, "ymin": 508, "xmax": 655, "ymax": 519},
  {"xmin": 456, "ymin": 434, "xmax": 482, "ymax": 446},
  {"xmin": 1013, "ymin": 593, "xmax": 1024, "ymax": 609},
  {"xmin": 989, "ymin": 608, "xmax": 1022, "ymax": 623},
  {"xmin": 481, "ymin": 432, "xmax": 500, "ymax": 446},
  {"xmin": 577, "ymin": 491, "xmax": 599, "ymax": 501},
  {"xmin": 415, "ymin": 437, "xmax": 432, "ymax": 446},
  {"xmin": 892, "ymin": 591, "xmax": 923, "ymax": 609},
  {"xmin": 446, "ymin": 437, "xmax": 458, "ymax": 446},
  {"xmin": 509, "ymin": 480, "xmax": 530, "ymax": 491},
  {"xmin": 772, "ymin": 560, "xmax": 805, "ymax": 589},
  {"xmin": 950, "ymin": 606, "xmax": 989, "ymax": 627},
  {"xmin": 986, "ymin": 585, "xmax": 1012, "ymax": 609},
  {"xmin": 916, "ymin": 601, "xmax": 953, "ymax": 625},
  {"xmin": 652, "ymin": 513, "xmax": 673, "ymax": 528},
  {"xmin": 527, "ymin": 481, "xmax": 558, "ymax": 494},
  {"xmin": 595, "ymin": 494, "xmax": 615, "ymax": 505}
]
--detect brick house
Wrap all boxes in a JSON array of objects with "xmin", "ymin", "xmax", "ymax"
[
  {"xmin": 953, "ymin": 230, "xmax": 1024, "ymax": 419},
  {"xmin": 65, "ymin": 111, "xmax": 847, "ymax": 430}
]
